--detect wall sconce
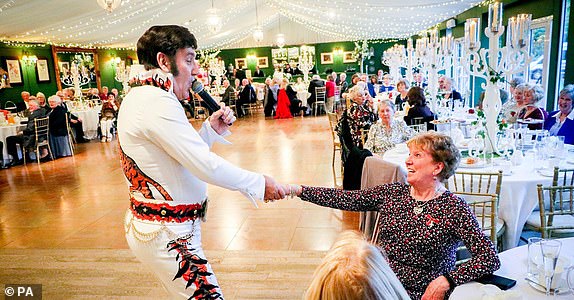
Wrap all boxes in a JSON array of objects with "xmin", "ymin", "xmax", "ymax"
[
  {"xmin": 246, "ymin": 54, "xmax": 257, "ymax": 60},
  {"xmin": 333, "ymin": 48, "xmax": 344, "ymax": 56},
  {"xmin": 111, "ymin": 56, "xmax": 121, "ymax": 65},
  {"xmin": 21, "ymin": 52, "xmax": 38, "ymax": 66}
]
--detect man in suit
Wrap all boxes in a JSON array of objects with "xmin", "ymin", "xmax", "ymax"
[
  {"xmin": 307, "ymin": 74, "xmax": 325, "ymax": 114},
  {"xmin": 237, "ymin": 78, "xmax": 255, "ymax": 117},
  {"xmin": 439, "ymin": 76, "xmax": 463, "ymax": 108},
  {"xmin": 6, "ymin": 99, "xmax": 48, "ymax": 165},
  {"xmin": 219, "ymin": 79, "xmax": 235, "ymax": 106},
  {"xmin": 254, "ymin": 66, "xmax": 265, "ymax": 77},
  {"xmin": 15, "ymin": 91, "xmax": 31, "ymax": 113}
]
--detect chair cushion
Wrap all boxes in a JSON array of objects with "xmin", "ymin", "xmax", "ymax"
[{"xmin": 526, "ymin": 212, "xmax": 574, "ymax": 234}]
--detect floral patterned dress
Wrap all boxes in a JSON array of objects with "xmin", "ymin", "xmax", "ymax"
[
  {"xmin": 347, "ymin": 102, "xmax": 377, "ymax": 148},
  {"xmin": 299, "ymin": 182, "xmax": 500, "ymax": 299},
  {"xmin": 363, "ymin": 120, "xmax": 414, "ymax": 154}
]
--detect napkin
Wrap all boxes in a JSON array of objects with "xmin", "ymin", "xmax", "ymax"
[{"xmin": 480, "ymin": 285, "xmax": 523, "ymax": 300}]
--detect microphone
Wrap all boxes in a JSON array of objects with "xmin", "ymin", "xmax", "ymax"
[{"xmin": 191, "ymin": 79, "xmax": 234, "ymax": 125}]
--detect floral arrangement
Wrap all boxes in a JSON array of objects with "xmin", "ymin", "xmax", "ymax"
[
  {"xmin": 487, "ymin": 66, "xmax": 505, "ymax": 84},
  {"xmin": 197, "ymin": 49, "xmax": 221, "ymax": 69},
  {"xmin": 352, "ymin": 40, "xmax": 369, "ymax": 63}
]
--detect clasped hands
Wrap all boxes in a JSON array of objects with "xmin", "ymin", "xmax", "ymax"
[{"xmin": 263, "ymin": 175, "xmax": 301, "ymax": 203}]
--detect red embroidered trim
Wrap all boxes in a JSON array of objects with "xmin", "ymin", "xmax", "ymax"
[{"xmin": 130, "ymin": 197, "xmax": 205, "ymax": 223}]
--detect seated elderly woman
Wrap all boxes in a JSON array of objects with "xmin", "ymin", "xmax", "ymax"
[
  {"xmin": 345, "ymin": 86, "xmax": 378, "ymax": 148},
  {"xmin": 47, "ymin": 95, "xmax": 73, "ymax": 158},
  {"xmin": 544, "ymin": 84, "xmax": 574, "ymax": 144},
  {"xmin": 394, "ymin": 79, "xmax": 410, "ymax": 110},
  {"xmin": 305, "ymin": 231, "xmax": 410, "ymax": 300},
  {"xmin": 364, "ymin": 100, "xmax": 414, "ymax": 154},
  {"xmin": 404, "ymin": 86, "xmax": 435, "ymax": 131},
  {"xmin": 290, "ymin": 132, "xmax": 500, "ymax": 299},
  {"xmin": 516, "ymin": 83, "xmax": 547, "ymax": 130}
]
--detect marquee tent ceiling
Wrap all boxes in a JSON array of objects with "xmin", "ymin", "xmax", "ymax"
[{"xmin": 0, "ymin": 0, "xmax": 485, "ymax": 50}]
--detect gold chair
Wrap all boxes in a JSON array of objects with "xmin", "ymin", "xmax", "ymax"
[
  {"xmin": 408, "ymin": 123, "xmax": 427, "ymax": 135},
  {"xmin": 552, "ymin": 166, "xmax": 574, "ymax": 186},
  {"xmin": 447, "ymin": 170, "xmax": 505, "ymax": 253},
  {"xmin": 193, "ymin": 97, "xmax": 208, "ymax": 119},
  {"xmin": 327, "ymin": 112, "xmax": 343, "ymax": 188},
  {"xmin": 524, "ymin": 184, "xmax": 574, "ymax": 238},
  {"xmin": 25, "ymin": 117, "xmax": 53, "ymax": 164},
  {"xmin": 65, "ymin": 115, "xmax": 76, "ymax": 155},
  {"xmin": 312, "ymin": 86, "xmax": 326, "ymax": 116},
  {"xmin": 228, "ymin": 91, "xmax": 238, "ymax": 115}
]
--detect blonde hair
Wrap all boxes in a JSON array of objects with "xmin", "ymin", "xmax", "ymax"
[{"xmin": 305, "ymin": 231, "xmax": 409, "ymax": 300}]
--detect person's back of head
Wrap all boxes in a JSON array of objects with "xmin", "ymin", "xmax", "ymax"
[{"xmin": 305, "ymin": 231, "xmax": 409, "ymax": 300}]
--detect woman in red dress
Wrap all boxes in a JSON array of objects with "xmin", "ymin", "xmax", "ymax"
[{"xmin": 275, "ymin": 78, "xmax": 293, "ymax": 119}]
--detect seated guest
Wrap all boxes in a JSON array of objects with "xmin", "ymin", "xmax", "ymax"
[
  {"xmin": 364, "ymin": 100, "xmax": 414, "ymax": 154},
  {"xmin": 291, "ymin": 132, "xmax": 500, "ymax": 299},
  {"xmin": 307, "ymin": 75, "xmax": 325, "ymax": 113},
  {"xmin": 545, "ymin": 84, "xmax": 574, "ymax": 144},
  {"xmin": 305, "ymin": 231, "xmax": 410, "ymax": 300},
  {"xmin": 47, "ymin": 95, "xmax": 72, "ymax": 158},
  {"xmin": 395, "ymin": 79, "xmax": 410, "ymax": 110},
  {"xmin": 283, "ymin": 63, "xmax": 294, "ymax": 75},
  {"xmin": 237, "ymin": 78, "xmax": 256, "ymax": 117},
  {"xmin": 412, "ymin": 72, "xmax": 427, "ymax": 88},
  {"xmin": 111, "ymin": 88, "xmax": 123, "ymax": 105},
  {"xmin": 367, "ymin": 75, "xmax": 378, "ymax": 98},
  {"xmin": 6, "ymin": 100, "xmax": 48, "ymax": 165},
  {"xmin": 36, "ymin": 92, "xmax": 49, "ymax": 111},
  {"xmin": 404, "ymin": 86, "xmax": 435, "ymax": 131},
  {"xmin": 16, "ymin": 91, "xmax": 31, "ymax": 113},
  {"xmin": 346, "ymin": 86, "xmax": 378, "ymax": 148},
  {"xmin": 378, "ymin": 73, "xmax": 395, "ymax": 93},
  {"xmin": 219, "ymin": 79, "xmax": 235, "ymax": 106},
  {"xmin": 99, "ymin": 86, "xmax": 109, "ymax": 100},
  {"xmin": 517, "ymin": 83, "xmax": 547, "ymax": 130},
  {"xmin": 100, "ymin": 93, "xmax": 119, "ymax": 142},
  {"xmin": 439, "ymin": 76, "xmax": 463, "ymax": 108},
  {"xmin": 501, "ymin": 77, "xmax": 524, "ymax": 123},
  {"xmin": 86, "ymin": 88, "xmax": 101, "ymax": 100}
]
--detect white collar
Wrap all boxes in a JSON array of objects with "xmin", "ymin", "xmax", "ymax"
[{"xmin": 552, "ymin": 109, "xmax": 574, "ymax": 120}]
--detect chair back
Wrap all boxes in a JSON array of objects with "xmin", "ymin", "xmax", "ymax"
[
  {"xmin": 228, "ymin": 91, "xmax": 237, "ymax": 112},
  {"xmin": 4, "ymin": 100, "xmax": 17, "ymax": 112},
  {"xmin": 315, "ymin": 86, "xmax": 326, "ymax": 102},
  {"xmin": 411, "ymin": 117, "xmax": 425, "ymax": 125},
  {"xmin": 447, "ymin": 170, "xmax": 503, "ymax": 245},
  {"xmin": 34, "ymin": 117, "xmax": 50, "ymax": 146},
  {"xmin": 536, "ymin": 184, "xmax": 574, "ymax": 238},
  {"xmin": 409, "ymin": 123, "xmax": 427, "ymax": 135},
  {"xmin": 553, "ymin": 167, "xmax": 574, "ymax": 186},
  {"xmin": 327, "ymin": 112, "xmax": 339, "ymax": 142}
]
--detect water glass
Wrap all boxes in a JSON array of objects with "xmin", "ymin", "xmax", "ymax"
[
  {"xmin": 541, "ymin": 239, "xmax": 562, "ymax": 296},
  {"xmin": 528, "ymin": 237, "xmax": 543, "ymax": 277},
  {"xmin": 566, "ymin": 266, "xmax": 574, "ymax": 295}
]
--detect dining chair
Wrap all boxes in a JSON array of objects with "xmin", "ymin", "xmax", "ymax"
[
  {"xmin": 227, "ymin": 92, "xmax": 238, "ymax": 116},
  {"xmin": 447, "ymin": 170, "xmax": 505, "ymax": 255},
  {"xmin": 327, "ymin": 112, "xmax": 343, "ymax": 188},
  {"xmin": 524, "ymin": 184, "xmax": 574, "ymax": 239},
  {"xmin": 26, "ymin": 117, "xmax": 53, "ymax": 164},
  {"xmin": 65, "ymin": 114, "xmax": 76, "ymax": 154},
  {"xmin": 312, "ymin": 87, "xmax": 326, "ymax": 116},
  {"xmin": 408, "ymin": 123, "xmax": 427, "ymax": 135},
  {"xmin": 333, "ymin": 86, "xmax": 342, "ymax": 113},
  {"xmin": 193, "ymin": 98, "xmax": 208, "ymax": 119},
  {"xmin": 552, "ymin": 166, "xmax": 574, "ymax": 186}
]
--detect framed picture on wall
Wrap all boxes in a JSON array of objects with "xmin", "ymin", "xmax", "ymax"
[
  {"xmin": 36, "ymin": 58, "xmax": 50, "ymax": 82},
  {"xmin": 5, "ymin": 58, "xmax": 22, "ymax": 84},
  {"xmin": 59, "ymin": 61, "xmax": 70, "ymax": 76},
  {"xmin": 257, "ymin": 57, "xmax": 268, "ymax": 68},
  {"xmin": 235, "ymin": 58, "xmax": 246, "ymax": 69},
  {"xmin": 320, "ymin": 53, "xmax": 333, "ymax": 64},
  {"xmin": 343, "ymin": 51, "xmax": 355, "ymax": 63}
]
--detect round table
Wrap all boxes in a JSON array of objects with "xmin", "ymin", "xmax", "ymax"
[
  {"xmin": 70, "ymin": 106, "xmax": 101, "ymax": 140},
  {"xmin": 381, "ymin": 144, "xmax": 573, "ymax": 250},
  {"xmin": 0, "ymin": 124, "xmax": 25, "ymax": 163},
  {"xmin": 451, "ymin": 237, "xmax": 574, "ymax": 299}
]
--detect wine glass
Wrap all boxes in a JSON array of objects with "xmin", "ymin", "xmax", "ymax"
[
  {"xmin": 540, "ymin": 239, "xmax": 562, "ymax": 296},
  {"xmin": 566, "ymin": 266, "xmax": 574, "ymax": 295},
  {"xmin": 497, "ymin": 132, "xmax": 515, "ymax": 161}
]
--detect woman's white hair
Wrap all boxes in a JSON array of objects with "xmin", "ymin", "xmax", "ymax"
[
  {"xmin": 305, "ymin": 231, "xmax": 410, "ymax": 300},
  {"xmin": 48, "ymin": 95, "xmax": 62, "ymax": 105}
]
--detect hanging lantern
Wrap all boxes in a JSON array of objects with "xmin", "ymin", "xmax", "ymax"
[
  {"xmin": 253, "ymin": 27, "xmax": 264, "ymax": 43},
  {"xmin": 97, "ymin": 0, "xmax": 122, "ymax": 13},
  {"xmin": 206, "ymin": 8, "xmax": 222, "ymax": 34},
  {"xmin": 276, "ymin": 33, "xmax": 285, "ymax": 48}
]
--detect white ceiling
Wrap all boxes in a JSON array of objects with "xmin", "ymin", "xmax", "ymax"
[{"xmin": 0, "ymin": 0, "xmax": 483, "ymax": 50}]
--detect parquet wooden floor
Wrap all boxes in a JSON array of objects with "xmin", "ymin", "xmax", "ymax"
[{"xmin": 0, "ymin": 113, "xmax": 359, "ymax": 299}]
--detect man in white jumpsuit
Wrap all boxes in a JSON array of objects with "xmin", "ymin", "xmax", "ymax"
[{"xmin": 119, "ymin": 25, "xmax": 286, "ymax": 299}]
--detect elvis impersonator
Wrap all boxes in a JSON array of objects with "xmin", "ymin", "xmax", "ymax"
[{"xmin": 118, "ymin": 25, "xmax": 288, "ymax": 299}]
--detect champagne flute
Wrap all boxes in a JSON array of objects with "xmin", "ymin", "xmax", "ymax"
[{"xmin": 540, "ymin": 239, "xmax": 562, "ymax": 296}]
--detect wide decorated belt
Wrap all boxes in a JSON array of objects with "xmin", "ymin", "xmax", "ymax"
[{"xmin": 129, "ymin": 196, "xmax": 207, "ymax": 223}]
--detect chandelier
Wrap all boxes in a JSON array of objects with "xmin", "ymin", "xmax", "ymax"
[
  {"xmin": 97, "ymin": 0, "xmax": 122, "ymax": 13},
  {"xmin": 206, "ymin": 0, "xmax": 222, "ymax": 34},
  {"xmin": 276, "ymin": 15, "xmax": 285, "ymax": 48},
  {"xmin": 252, "ymin": 0, "xmax": 263, "ymax": 42}
]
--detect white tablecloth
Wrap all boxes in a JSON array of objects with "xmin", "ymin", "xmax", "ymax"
[
  {"xmin": 452, "ymin": 237, "xmax": 574, "ymax": 299},
  {"xmin": 381, "ymin": 145, "xmax": 573, "ymax": 250},
  {"xmin": 297, "ymin": 90, "xmax": 310, "ymax": 107},
  {"xmin": 70, "ymin": 106, "xmax": 101, "ymax": 140},
  {"xmin": 0, "ymin": 124, "xmax": 25, "ymax": 163}
]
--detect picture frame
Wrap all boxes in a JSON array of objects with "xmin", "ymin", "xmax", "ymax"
[
  {"xmin": 36, "ymin": 58, "xmax": 50, "ymax": 82},
  {"xmin": 257, "ymin": 57, "xmax": 269, "ymax": 68},
  {"xmin": 59, "ymin": 61, "xmax": 70, "ymax": 76},
  {"xmin": 235, "ymin": 58, "xmax": 246, "ymax": 70},
  {"xmin": 343, "ymin": 51, "xmax": 355, "ymax": 63},
  {"xmin": 5, "ymin": 58, "xmax": 22, "ymax": 84},
  {"xmin": 320, "ymin": 52, "xmax": 333, "ymax": 64}
]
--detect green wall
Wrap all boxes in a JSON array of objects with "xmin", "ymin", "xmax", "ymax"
[{"xmin": 0, "ymin": 43, "xmax": 136, "ymax": 108}]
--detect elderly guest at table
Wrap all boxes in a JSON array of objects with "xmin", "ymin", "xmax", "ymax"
[
  {"xmin": 36, "ymin": 92, "xmax": 48, "ymax": 110},
  {"xmin": 305, "ymin": 231, "xmax": 410, "ymax": 300},
  {"xmin": 100, "ymin": 93, "xmax": 119, "ymax": 142},
  {"xmin": 501, "ymin": 77, "xmax": 525, "ymax": 123},
  {"xmin": 291, "ymin": 132, "xmax": 500, "ymax": 299},
  {"xmin": 395, "ymin": 79, "xmax": 410, "ymax": 110},
  {"xmin": 364, "ymin": 100, "xmax": 414, "ymax": 154},
  {"xmin": 378, "ymin": 73, "xmax": 395, "ymax": 93},
  {"xmin": 346, "ymin": 86, "xmax": 378, "ymax": 148},
  {"xmin": 517, "ymin": 83, "xmax": 547, "ymax": 130},
  {"xmin": 544, "ymin": 84, "xmax": 574, "ymax": 144},
  {"xmin": 367, "ymin": 75, "xmax": 378, "ymax": 98},
  {"xmin": 219, "ymin": 79, "xmax": 235, "ymax": 106},
  {"xmin": 404, "ymin": 86, "xmax": 435, "ymax": 131},
  {"xmin": 6, "ymin": 99, "xmax": 48, "ymax": 165}
]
